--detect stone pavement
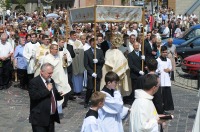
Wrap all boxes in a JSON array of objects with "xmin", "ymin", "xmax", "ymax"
[
  {"xmin": 174, "ymin": 67, "xmax": 198, "ymax": 90},
  {"xmin": 0, "ymin": 80, "xmax": 199, "ymax": 132}
]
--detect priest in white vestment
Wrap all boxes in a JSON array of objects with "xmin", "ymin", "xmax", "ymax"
[
  {"xmin": 42, "ymin": 43, "xmax": 71, "ymax": 114},
  {"xmin": 23, "ymin": 33, "xmax": 40, "ymax": 81},
  {"xmin": 100, "ymin": 33, "xmax": 131, "ymax": 96},
  {"xmin": 34, "ymin": 35, "xmax": 50, "ymax": 77},
  {"xmin": 129, "ymin": 74, "xmax": 160, "ymax": 132}
]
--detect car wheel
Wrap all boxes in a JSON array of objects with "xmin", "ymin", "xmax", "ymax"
[{"xmin": 176, "ymin": 55, "xmax": 183, "ymax": 67}]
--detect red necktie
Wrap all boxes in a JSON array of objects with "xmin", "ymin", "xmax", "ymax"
[
  {"xmin": 51, "ymin": 91, "xmax": 56, "ymax": 114},
  {"xmin": 46, "ymin": 81, "xmax": 56, "ymax": 114}
]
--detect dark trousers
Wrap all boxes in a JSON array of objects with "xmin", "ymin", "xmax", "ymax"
[
  {"xmin": 28, "ymin": 73, "xmax": 34, "ymax": 83},
  {"xmin": 85, "ymin": 78, "xmax": 100, "ymax": 104},
  {"xmin": 0, "ymin": 60, "xmax": 11, "ymax": 86},
  {"xmin": 32, "ymin": 116, "xmax": 55, "ymax": 132},
  {"xmin": 17, "ymin": 69, "xmax": 28, "ymax": 87},
  {"xmin": 153, "ymin": 86, "xmax": 164, "ymax": 114},
  {"xmin": 161, "ymin": 86, "xmax": 174, "ymax": 111},
  {"xmin": 129, "ymin": 79, "xmax": 137, "ymax": 101}
]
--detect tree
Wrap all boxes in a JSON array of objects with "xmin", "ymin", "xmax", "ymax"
[
  {"xmin": 16, "ymin": 0, "xmax": 27, "ymax": 6},
  {"xmin": 0, "ymin": 0, "xmax": 12, "ymax": 10}
]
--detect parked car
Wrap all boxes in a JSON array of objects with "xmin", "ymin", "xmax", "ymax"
[
  {"xmin": 175, "ymin": 36, "xmax": 200, "ymax": 66},
  {"xmin": 181, "ymin": 54, "xmax": 200, "ymax": 75},
  {"xmin": 163, "ymin": 24, "xmax": 200, "ymax": 46}
]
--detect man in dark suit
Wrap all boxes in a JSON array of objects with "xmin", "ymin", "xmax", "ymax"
[
  {"xmin": 84, "ymin": 38, "xmax": 105, "ymax": 108},
  {"xmin": 100, "ymin": 30, "xmax": 111, "ymax": 56},
  {"xmin": 127, "ymin": 42, "xmax": 145, "ymax": 103},
  {"xmin": 144, "ymin": 34, "xmax": 157, "ymax": 62},
  {"xmin": 29, "ymin": 63, "xmax": 63, "ymax": 132}
]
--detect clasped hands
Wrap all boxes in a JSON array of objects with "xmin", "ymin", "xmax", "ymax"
[{"xmin": 164, "ymin": 68, "xmax": 171, "ymax": 73}]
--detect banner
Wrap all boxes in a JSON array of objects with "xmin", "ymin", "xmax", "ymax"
[
  {"xmin": 69, "ymin": 5, "xmax": 143, "ymax": 23},
  {"xmin": 96, "ymin": 6, "xmax": 142, "ymax": 22},
  {"xmin": 70, "ymin": 6, "xmax": 94, "ymax": 23}
]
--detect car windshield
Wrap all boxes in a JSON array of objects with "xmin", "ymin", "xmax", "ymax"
[
  {"xmin": 179, "ymin": 37, "xmax": 199, "ymax": 46},
  {"xmin": 179, "ymin": 28, "xmax": 192, "ymax": 38}
]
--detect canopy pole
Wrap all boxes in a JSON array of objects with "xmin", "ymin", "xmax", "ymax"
[
  {"xmin": 65, "ymin": 10, "xmax": 70, "ymax": 43},
  {"xmin": 142, "ymin": 8, "xmax": 145, "ymax": 71},
  {"xmin": 94, "ymin": 5, "xmax": 97, "ymax": 92}
]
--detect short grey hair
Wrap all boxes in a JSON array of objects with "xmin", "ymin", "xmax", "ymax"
[{"xmin": 40, "ymin": 63, "xmax": 54, "ymax": 71}]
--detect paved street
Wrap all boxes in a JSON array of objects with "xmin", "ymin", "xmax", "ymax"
[{"xmin": 0, "ymin": 81, "xmax": 199, "ymax": 132}]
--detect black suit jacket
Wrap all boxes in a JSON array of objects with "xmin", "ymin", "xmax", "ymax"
[
  {"xmin": 84, "ymin": 48, "xmax": 104, "ymax": 89},
  {"xmin": 29, "ymin": 76, "xmax": 63, "ymax": 126},
  {"xmin": 100, "ymin": 40, "xmax": 110, "ymax": 56},
  {"xmin": 128, "ymin": 50, "xmax": 142, "ymax": 80},
  {"xmin": 144, "ymin": 40, "xmax": 157, "ymax": 61},
  {"xmin": 66, "ymin": 44, "xmax": 75, "ymax": 73}
]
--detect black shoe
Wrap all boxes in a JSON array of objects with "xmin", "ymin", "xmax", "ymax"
[
  {"xmin": 0, "ymin": 86, "xmax": 4, "ymax": 90},
  {"xmin": 163, "ymin": 111, "xmax": 171, "ymax": 115},
  {"xmin": 69, "ymin": 95, "xmax": 76, "ymax": 100},
  {"xmin": 84, "ymin": 103, "xmax": 89, "ymax": 108},
  {"xmin": 6, "ymin": 83, "xmax": 12, "ymax": 89}
]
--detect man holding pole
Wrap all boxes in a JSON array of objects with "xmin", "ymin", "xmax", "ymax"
[{"xmin": 84, "ymin": 38, "xmax": 104, "ymax": 108}]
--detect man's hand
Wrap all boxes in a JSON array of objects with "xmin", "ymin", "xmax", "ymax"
[
  {"xmin": 59, "ymin": 91, "xmax": 65, "ymax": 96},
  {"xmin": 47, "ymin": 83, "xmax": 53, "ymax": 91},
  {"xmin": 139, "ymin": 71, "xmax": 144, "ymax": 75},
  {"xmin": 141, "ymin": 55, "xmax": 145, "ymax": 60},
  {"xmin": 92, "ymin": 73, "xmax": 97, "ymax": 78},
  {"xmin": 1, "ymin": 57, "xmax": 7, "ymax": 61},
  {"xmin": 152, "ymin": 51, "xmax": 157, "ymax": 55},
  {"xmin": 93, "ymin": 59, "xmax": 98, "ymax": 64},
  {"xmin": 63, "ymin": 54, "xmax": 67, "ymax": 60}
]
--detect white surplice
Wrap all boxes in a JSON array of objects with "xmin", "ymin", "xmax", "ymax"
[
  {"xmin": 129, "ymin": 89, "xmax": 159, "ymax": 132},
  {"xmin": 81, "ymin": 116, "xmax": 99, "ymax": 132},
  {"xmin": 23, "ymin": 42, "xmax": 40, "ymax": 74},
  {"xmin": 98, "ymin": 89, "xmax": 129, "ymax": 132},
  {"xmin": 156, "ymin": 58, "xmax": 172, "ymax": 87}
]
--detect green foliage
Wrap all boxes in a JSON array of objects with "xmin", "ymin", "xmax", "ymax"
[
  {"xmin": 16, "ymin": 0, "xmax": 27, "ymax": 5},
  {"xmin": 0, "ymin": 0, "xmax": 12, "ymax": 10}
]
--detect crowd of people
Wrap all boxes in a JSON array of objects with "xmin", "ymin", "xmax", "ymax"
[{"xmin": 0, "ymin": 6, "xmax": 199, "ymax": 132}]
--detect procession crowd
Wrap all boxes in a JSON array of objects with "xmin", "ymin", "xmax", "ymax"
[{"xmin": 0, "ymin": 6, "xmax": 199, "ymax": 132}]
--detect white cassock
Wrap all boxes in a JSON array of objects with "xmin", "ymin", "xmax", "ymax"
[
  {"xmin": 23, "ymin": 42, "xmax": 40, "ymax": 74},
  {"xmin": 156, "ymin": 58, "xmax": 172, "ymax": 87},
  {"xmin": 98, "ymin": 88, "xmax": 129, "ymax": 132},
  {"xmin": 129, "ymin": 89, "xmax": 159, "ymax": 132},
  {"xmin": 81, "ymin": 109, "xmax": 99, "ymax": 132},
  {"xmin": 43, "ymin": 53, "xmax": 71, "ymax": 113}
]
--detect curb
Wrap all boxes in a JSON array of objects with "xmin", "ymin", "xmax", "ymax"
[{"xmin": 172, "ymin": 81, "xmax": 199, "ymax": 92}]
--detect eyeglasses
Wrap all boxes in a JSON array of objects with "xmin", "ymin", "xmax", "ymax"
[
  {"xmin": 130, "ymin": 27, "xmax": 133, "ymax": 28},
  {"xmin": 162, "ymin": 51, "xmax": 168, "ymax": 53},
  {"xmin": 77, "ymin": 29, "xmax": 81, "ymax": 30}
]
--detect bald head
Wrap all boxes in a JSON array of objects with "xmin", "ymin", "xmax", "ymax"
[
  {"xmin": 133, "ymin": 42, "xmax": 140, "ymax": 51},
  {"xmin": 168, "ymin": 38, "xmax": 173, "ymax": 46},
  {"xmin": 1, "ymin": 33, "xmax": 8, "ymax": 44}
]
